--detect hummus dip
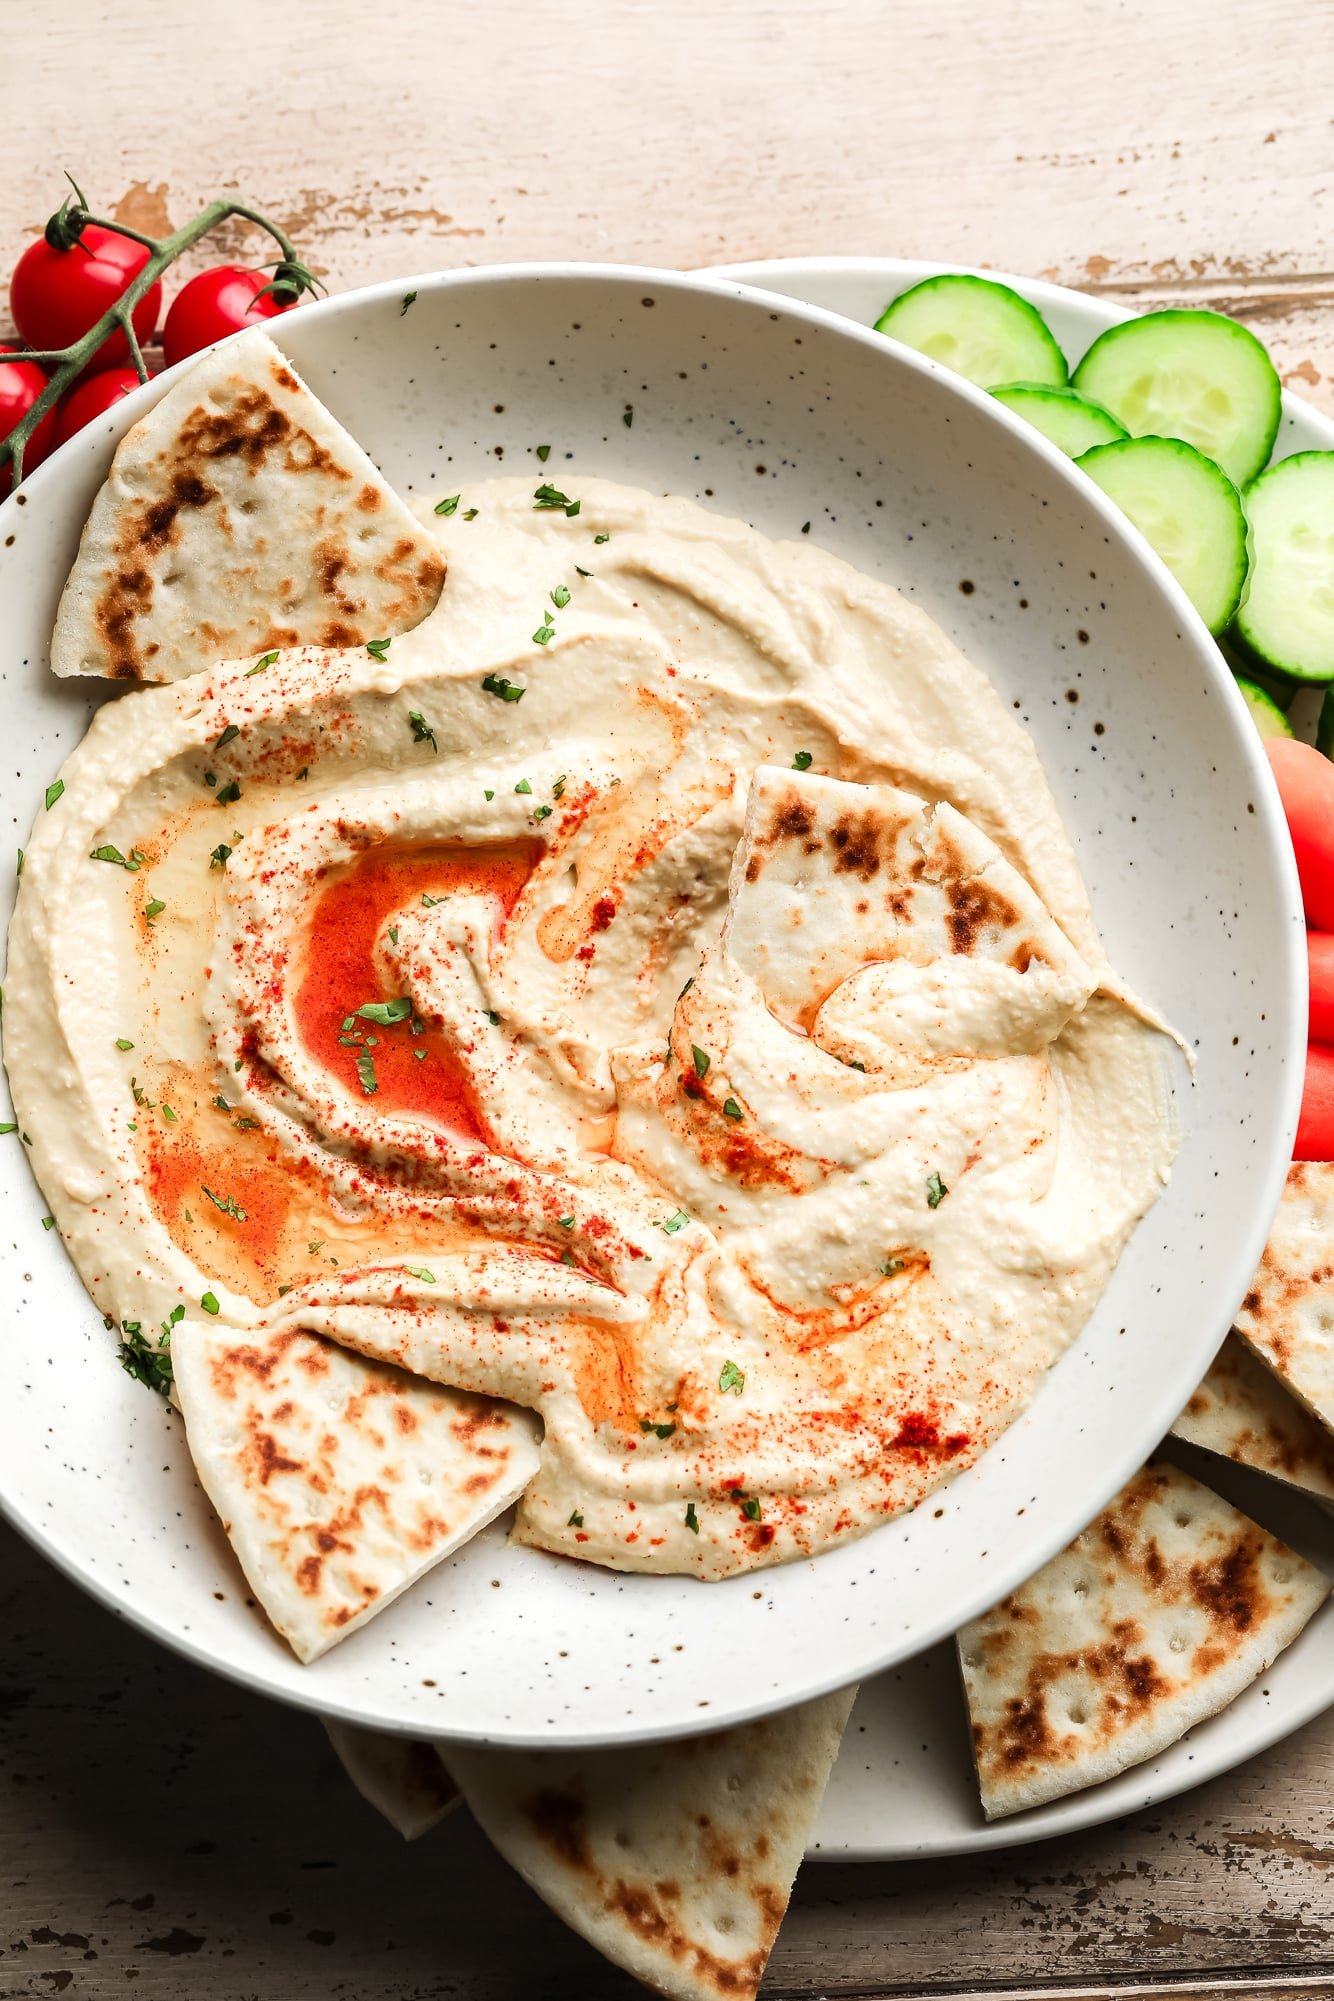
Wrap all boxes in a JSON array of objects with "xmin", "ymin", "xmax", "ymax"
[{"xmin": 4, "ymin": 476, "xmax": 1178, "ymax": 1579}]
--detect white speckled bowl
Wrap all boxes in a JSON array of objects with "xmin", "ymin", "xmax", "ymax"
[{"xmin": 0, "ymin": 264, "xmax": 1304, "ymax": 1746}]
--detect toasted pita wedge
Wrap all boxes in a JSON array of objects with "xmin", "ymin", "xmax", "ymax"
[
  {"xmin": 1171, "ymin": 1331, "xmax": 1334, "ymax": 1507},
  {"xmin": 323, "ymin": 1720, "xmax": 459, "ymax": 1840},
  {"xmin": 440, "ymin": 1685, "xmax": 856, "ymax": 2001},
  {"xmin": 1236, "ymin": 1161, "xmax": 1334, "ymax": 1436},
  {"xmin": 957, "ymin": 1460, "xmax": 1328, "ymax": 1819},
  {"xmin": 172, "ymin": 1322, "xmax": 540, "ymax": 1661},
  {"xmin": 724, "ymin": 766, "xmax": 1094, "ymax": 1071},
  {"xmin": 51, "ymin": 327, "xmax": 445, "ymax": 682}
]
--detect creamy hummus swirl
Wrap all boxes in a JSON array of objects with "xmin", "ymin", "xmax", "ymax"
[{"xmin": 4, "ymin": 477, "xmax": 1178, "ymax": 1578}]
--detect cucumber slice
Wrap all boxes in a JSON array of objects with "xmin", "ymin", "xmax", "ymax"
[
  {"xmin": 1075, "ymin": 435, "xmax": 1249, "ymax": 635},
  {"xmin": 1234, "ymin": 452, "xmax": 1334, "ymax": 685},
  {"xmin": 874, "ymin": 276, "xmax": 1068, "ymax": 391},
  {"xmin": 1072, "ymin": 309, "xmax": 1280, "ymax": 488},
  {"xmin": 1318, "ymin": 685, "xmax": 1334, "ymax": 759},
  {"xmin": 990, "ymin": 382, "xmax": 1127, "ymax": 458},
  {"xmin": 1234, "ymin": 671, "xmax": 1294, "ymax": 741}
]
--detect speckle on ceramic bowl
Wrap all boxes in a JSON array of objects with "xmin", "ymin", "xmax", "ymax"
[{"xmin": 0, "ymin": 264, "xmax": 1303, "ymax": 1748}]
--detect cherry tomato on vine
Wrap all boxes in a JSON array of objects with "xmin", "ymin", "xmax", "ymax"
[
  {"xmin": 54, "ymin": 365, "xmax": 141, "ymax": 448},
  {"xmin": 10, "ymin": 224, "xmax": 161, "ymax": 370},
  {"xmin": 0, "ymin": 346, "xmax": 58, "ymax": 497},
  {"xmin": 162, "ymin": 266, "xmax": 293, "ymax": 369}
]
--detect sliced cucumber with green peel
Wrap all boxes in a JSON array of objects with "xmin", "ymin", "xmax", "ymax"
[
  {"xmin": 874, "ymin": 275, "xmax": 1068, "ymax": 390},
  {"xmin": 1235, "ymin": 452, "xmax": 1334, "ymax": 685},
  {"xmin": 1075, "ymin": 435, "xmax": 1249, "ymax": 635},
  {"xmin": 1317, "ymin": 685, "xmax": 1334, "ymax": 759},
  {"xmin": 990, "ymin": 382, "xmax": 1127, "ymax": 458},
  {"xmin": 1072, "ymin": 309, "xmax": 1280, "ymax": 488},
  {"xmin": 1234, "ymin": 671, "xmax": 1294, "ymax": 741}
]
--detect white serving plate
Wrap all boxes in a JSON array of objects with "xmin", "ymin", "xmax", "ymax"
[
  {"xmin": 704, "ymin": 257, "xmax": 1334, "ymax": 1859},
  {"xmin": 0, "ymin": 262, "xmax": 1303, "ymax": 1749}
]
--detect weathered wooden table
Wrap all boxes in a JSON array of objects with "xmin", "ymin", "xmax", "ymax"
[{"xmin": 6, "ymin": 3, "xmax": 1334, "ymax": 1995}]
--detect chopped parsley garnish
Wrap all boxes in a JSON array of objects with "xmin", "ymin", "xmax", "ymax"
[
  {"xmin": 550, "ymin": 584, "xmax": 571, "ymax": 609},
  {"xmin": 536, "ymin": 445, "xmax": 552, "ymax": 463},
  {"xmin": 685, "ymin": 1501, "xmax": 700, "ymax": 1534},
  {"xmin": 740, "ymin": 1495, "xmax": 763, "ymax": 1523},
  {"xmin": 575, "ymin": 565, "xmax": 592, "ymax": 577},
  {"xmin": 848, "ymin": 1059, "xmax": 866, "ymax": 1073},
  {"xmin": 557, "ymin": 1215, "xmax": 574, "ymax": 1229},
  {"xmin": 203, "ymin": 771, "xmax": 217, "ymax": 787},
  {"xmin": 660, "ymin": 1209, "xmax": 689, "ymax": 1235},
  {"xmin": 408, "ymin": 710, "xmax": 438, "ymax": 751},
  {"xmin": 532, "ymin": 615, "xmax": 556, "ymax": 645},
  {"xmin": 355, "ymin": 1049, "xmax": 378, "ymax": 1095},
  {"xmin": 484, "ymin": 788, "xmax": 495, "ymax": 801},
  {"xmin": 792, "ymin": 750, "xmax": 813, "ymax": 771},
  {"xmin": 552, "ymin": 774, "xmax": 567, "ymax": 798},
  {"xmin": 245, "ymin": 650, "xmax": 279, "ymax": 677},
  {"xmin": 622, "ymin": 404, "xmax": 634, "ymax": 428},
  {"xmin": 45, "ymin": 780, "xmax": 65, "ymax": 811},
  {"xmin": 568, "ymin": 1509, "xmax": 584, "ymax": 1528},
  {"xmin": 200, "ymin": 1291, "xmax": 220, "ymax": 1315},
  {"xmin": 801, "ymin": 521, "xmax": 811, "ymax": 534},
  {"xmin": 215, "ymin": 723, "xmax": 240, "ymax": 749},
  {"xmin": 401, "ymin": 290, "xmax": 417, "ymax": 314},
  {"xmin": 719, "ymin": 1359, "xmax": 745, "ymax": 1395},
  {"xmin": 202, "ymin": 1185, "xmax": 248, "ymax": 1223},
  {"xmin": 214, "ymin": 779, "xmax": 241, "ymax": 807},
  {"xmin": 926, "ymin": 1171, "xmax": 948, "ymax": 1209},
  {"xmin": 486, "ymin": 1009, "xmax": 501, "ymax": 1025},
  {"xmin": 366, "ymin": 637, "xmax": 392, "ymax": 661},
  {"xmin": 514, "ymin": 777, "xmax": 532, "ymax": 795},
  {"xmin": 533, "ymin": 482, "xmax": 580, "ymax": 517},
  {"xmin": 144, "ymin": 898, "xmax": 165, "ymax": 925},
  {"xmin": 421, "ymin": 892, "xmax": 444, "ymax": 907},
  {"xmin": 0, "ymin": 1123, "xmax": 16, "ymax": 1136},
  {"xmin": 594, "ymin": 533, "xmax": 610, "ymax": 544},
  {"xmin": 119, "ymin": 1320, "xmax": 175, "ymax": 1395},
  {"xmin": 722, "ymin": 1097, "xmax": 743, "ymax": 1121},
  {"xmin": 115, "ymin": 1037, "xmax": 134, "ymax": 1051},
  {"xmin": 463, "ymin": 508, "xmax": 479, "ymax": 521},
  {"xmin": 482, "ymin": 672, "xmax": 525, "ymax": 703},
  {"xmin": 90, "ymin": 844, "xmax": 145, "ymax": 871},
  {"xmin": 403, "ymin": 1266, "xmax": 436, "ymax": 1284},
  {"xmin": 880, "ymin": 1256, "xmax": 906, "ymax": 1277},
  {"xmin": 560, "ymin": 1248, "xmax": 577, "ymax": 1266},
  {"xmin": 210, "ymin": 843, "xmax": 232, "ymax": 869},
  {"xmin": 639, "ymin": 1418, "xmax": 676, "ymax": 1439},
  {"xmin": 388, "ymin": 925, "xmax": 399, "ymax": 946},
  {"xmin": 41, "ymin": 1215, "xmax": 55, "ymax": 1231},
  {"xmin": 356, "ymin": 995, "xmax": 413, "ymax": 1026},
  {"xmin": 691, "ymin": 1045, "xmax": 710, "ymax": 1079},
  {"xmin": 435, "ymin": 493, "xmax": 461, "ymax": 516},
  {"xmin": 533, "ymin": 803, "xmax": 552, "ymax": 822},
  {"xmin": 160, "ymin": 1103, "xmax": 178, "ymax": 1123},
  {"xmin": 212, "ymin": 1095, "xmax": 231, "ymax": 1113}
]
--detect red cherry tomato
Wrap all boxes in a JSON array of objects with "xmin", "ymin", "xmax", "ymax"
[
  {"xmin": 0, "ymin": 345, "xmax": 58, "ymax": 497},
  {"xmin": 162, "ymin": 266, "xmax": 291, "ymax": 370},
  {"xmin": 54, "ymin": 365, "xmax": 141, "ymax": 448},
  {"xmin": 10, "ymin": 224, "xmax": 161, "ymax": 371},
  {"xmin": 1265, "ymin": 738, "xmax": 1334, "ymax": 932},
  {"xmin": 1308, "ymin": 934, "xmax": 1334, "ymax": 1044},
  {"xmin": 1295, "ymin": 1043, "xmax": 1334, "ymax": 1160}
]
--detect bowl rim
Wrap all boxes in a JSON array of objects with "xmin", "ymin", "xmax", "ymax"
[{"xmin": 0, "ymin": 259, "xmax": 1307, "ymax": 1745}]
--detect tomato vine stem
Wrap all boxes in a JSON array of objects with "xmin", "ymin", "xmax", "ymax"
[{"xmin": 2, "ymin": 194, "xmax": 323, "ymax": 485}]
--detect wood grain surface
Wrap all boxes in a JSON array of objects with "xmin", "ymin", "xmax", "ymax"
[{"xmin": 7, "ymin": 2, "xmax": 1334, "ymax": 1995}]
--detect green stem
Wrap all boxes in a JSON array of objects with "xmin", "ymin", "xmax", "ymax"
[{"xmin": 2, "ymin": 199, "xmax": 316, "ymax": 485}]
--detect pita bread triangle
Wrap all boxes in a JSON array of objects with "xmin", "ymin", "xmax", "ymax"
[
  {"xmin": 171, "ymin": 1320, "xmax": 540, "ymax": 1662},
  {"xmin": 957, "ymin": 1458, "xmax": 1327, "ymax": 1820},
  {"xmin": 1171, "ymin": 1331, "xmax": 1334, "ymax": 1508},
  {"xmin": 322, "ymin": 1718, "xmax": 459, "ymax": 1840},
  {"xmin": 1235, "ymin": 1161, "xmax": 1334, "ymax": 1436},
  {"xmin": 439, "ymin": 1685, "xmax": 856, "ymax": 2001},
  {"xmin": 51, "ymin": 326, "xmax": 445, "ymax": 682}
]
